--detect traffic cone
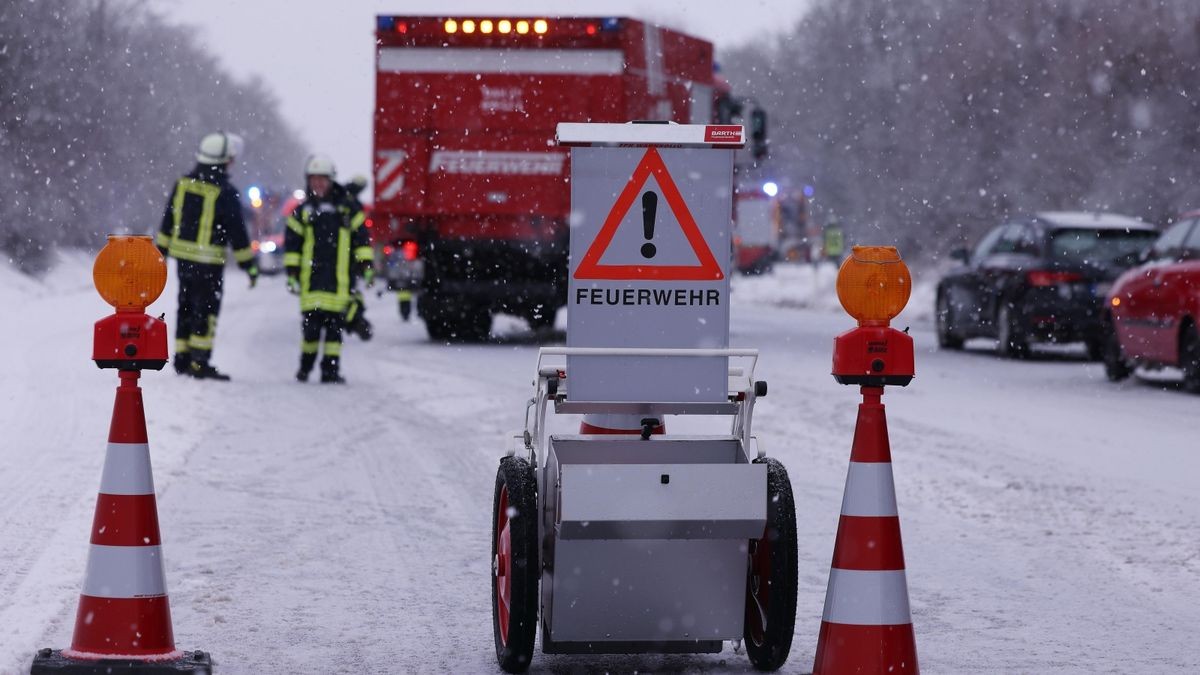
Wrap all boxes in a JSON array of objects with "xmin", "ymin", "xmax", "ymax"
[
  {"xmin": 813, "ymin": 386, "xmax": 918, "ymax": 674},
  {"xmin": 32, "ymin": 370, "xmax": 211, "ymax": 673},
  {"xmin": 579, "ymin": 413, "xmax": 664, "ymax": 436}
]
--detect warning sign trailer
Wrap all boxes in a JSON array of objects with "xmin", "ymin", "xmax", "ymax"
[{"xmin": 490, "ymin": 123, "xmax": 798, "ymax": 673}]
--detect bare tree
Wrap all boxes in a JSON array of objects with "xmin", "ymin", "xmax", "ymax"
[
  {"xmin": 0, "ymin": 0, "xmax": 307, "ymax": 270},
  {"xmin": 721, "ymin": 0, "xmax": 1200, "ymax": 261}
]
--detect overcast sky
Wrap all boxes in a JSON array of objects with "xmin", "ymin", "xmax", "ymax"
[{"xmin": 153, "ymin": 1, "xmax": 809, "ymax": 189}]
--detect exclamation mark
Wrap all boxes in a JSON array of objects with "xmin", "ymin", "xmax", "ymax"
[{"xmin": 641, "ymin": 191, "xmax": 658, "ymax": 259}]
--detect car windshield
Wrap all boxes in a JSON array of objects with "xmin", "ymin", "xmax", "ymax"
[{"xmin": 1048, "ymin": 228, "xmax": 1157, "ymax": 265}]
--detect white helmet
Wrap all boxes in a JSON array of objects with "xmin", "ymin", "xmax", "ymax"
[
  {"xmin": 305, "ymin": 154, "xmax": 337, "ymax": 178},
  {"xmin": 196, "ymin": 131, "xmax": 243, "ymax": 165}
]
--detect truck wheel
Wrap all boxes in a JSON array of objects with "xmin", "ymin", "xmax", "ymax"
[
  {"xmin": 936, "ymin": 292, "xmax": 963, "ymax": 350},
  {"xmin": 996, "ymin": 304, "xmax": 1028, "ymax": 359},
  {"xmin": 459, "ymin": 308, "xmax": 492, "ymax": 342},
  {"xmin": 1181, "ymin": 324, "xmax": 1200, "ymax": 394},
  {"xmin": 492, "ymin": 456, "xmax": 538, "ymax": 673},
  {"xmin": 744, "ymin": 457, "xmax": 797, "ymax": 672},
  {"xmin": 424, "ymin": 313, "xmax": 453, "ymax": 342},
  {"xmin": 526, "ymin": 307, "xmax": 557, "ymax": 332}
]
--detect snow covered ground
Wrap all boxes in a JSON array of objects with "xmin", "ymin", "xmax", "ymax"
[{"xmin": 1, "ymin": 254, "xmax": 1197, "ymax": 674}]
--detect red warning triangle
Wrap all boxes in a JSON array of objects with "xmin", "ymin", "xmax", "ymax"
[{"xmin": 574, "ymin": 147, "xmax": 725, "ymax": 281}]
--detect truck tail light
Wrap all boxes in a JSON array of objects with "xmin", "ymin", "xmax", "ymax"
[
  {"xmin": 1027, "ymin": 270, "xmax": 1083, "ymax": 287},
  {"xmin": 444, "ymin": 19, "xmax": 457, "ymax": 33},
  {"xmin": 403, "ymin": 240, "xmax": 419, "ymax": 261}
]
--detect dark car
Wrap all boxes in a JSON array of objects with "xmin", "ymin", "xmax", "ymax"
[
  {"xmin": 1104, "ymin": 211, "xmax": 1200, "ymax": 391},
  {"xmin": 936, "ymin": 211, "xmax": 1159, "ymax": 358}
]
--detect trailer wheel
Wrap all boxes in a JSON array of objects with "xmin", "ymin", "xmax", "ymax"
[
  {"xmin": 492, "ymin": 456, "xmax": 538, "ymax": 673},
  {"xmin": 744, "ymin": 456, "xmax": 797, "ymax": 671}
]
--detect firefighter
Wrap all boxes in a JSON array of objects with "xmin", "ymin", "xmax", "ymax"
[
  {"xmin": 284, "ymin": 156, "xmax": 375, "ymax": 384},
  {"xmin": 156, "ymin": 131, "xmax": 259, "ymax": 381}
]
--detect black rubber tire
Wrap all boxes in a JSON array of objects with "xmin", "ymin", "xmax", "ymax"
[
  {"xmin": 422, "ymin": 298, "xmax": 491, "ymax": 342},
  {"xmin": 996, "ymin": 303, "xmax": 1029, "ymax": 359},
  {"xmin": 1181, "ymin": 323, "xmax": 1200, "ymax": 394},
  {"xmin": 1103, "ymin": 323, "xmax": 1132, "ymax": 382},
  {"xmin": 526, "ymin": 307, "xmax": 557, "ymax": 332},
  {"xmin": 492, "ymin": 456, "xmax": 539, "ymax": 673},
  {"xmin": 936, "ymin": 292, "xmax": 963, "ymax": 350},
  {"xmin": 744, "ymin": 457, "xmax": 798, "ymax": 671},
  {"xmin": 1084, "ymin": 338, "xmax": 1105, "ymax": 362},
  {"xmin": 460, "ymin": 308, "xmax": 492, "ymax": 342}
]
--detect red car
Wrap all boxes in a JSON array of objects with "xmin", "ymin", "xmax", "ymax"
[{"xmin": 1105, "ymin": 212, "xmax": 1200, "ymax": 391}]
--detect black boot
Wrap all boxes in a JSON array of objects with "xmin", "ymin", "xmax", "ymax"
[
  {"xmin": 320, "ymin": 356, "xmax": 345, "ymax": 384},
  {"xmin": 173, "ymin": 352, "xmax": 192, "ymax": 375},
  {"xmin": 190, "ymin": 363, "xmax": 231, "ymax": 381},
  {"xmin": 296, "ymin": 352, "xmax": 316, "ymax": 382},
  {"xmin": 189, "ymin": 353, "xmax": 231, "ymax": 381}
]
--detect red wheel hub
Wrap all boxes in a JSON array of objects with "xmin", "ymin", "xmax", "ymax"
[
  {"xmin": 495, "ymin": 484, "xmax": 512, "ymax": 645},
  {"xmin": 746, "ymin": 531, "xmax": 771, "ymax": 646}
]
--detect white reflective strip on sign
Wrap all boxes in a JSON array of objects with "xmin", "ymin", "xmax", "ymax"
[
  {"xmin": 81, "ymin": 545, "xmax": 167, "ymax": 598},
  {"xmin": 377, "ymin": 150, "xmax": 407, "ymax": 201},
  {"xmin": 98, "ymin": 443, "xmax": 155, "ymax": 495},
  {"xmin": 840, "ymin": 461, "xmax": 898, "ymax": 517},
  {"xmin": 822, "ymin": 568, "xmax": 912, "ymax": 626},
  {"xmin": 378, "ymin": 48, "xmax": 624, "ymax": 75},
  {"xmin": 556, "ymin": 122, "xmax": 746, "ymax": 148},
  {"xmin": 643, "ymin": 26, "xmax": 664, "ymax": 95},
  {"xmin": 429, "ymin": 150, "xmax": 566, "ymax": 176}
]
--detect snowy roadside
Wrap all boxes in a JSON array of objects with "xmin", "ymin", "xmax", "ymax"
[
  {"xmin": 1, "ymin": 250, "xmax": 1198, "ymax": 674},
  {"xmin": 731, "ymin": 261, "xmax": 938, "ymax": 326}
]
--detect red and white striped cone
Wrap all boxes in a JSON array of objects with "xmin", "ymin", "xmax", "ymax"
[
  {"xmin": 813, "ymin": 386, "xmax": 918, "ymax": 675},
  {"xmin": 65, "ymin": 370, "xmax": 180, "ymax": 661},
  {"xmin": 579, "ymin": 413, "xmax": 665, "ymax": 435}
]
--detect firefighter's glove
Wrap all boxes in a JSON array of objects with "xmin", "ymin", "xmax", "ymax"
[
  {"xmin": 363, "ymin": 268, "xmax": 376, "ymax": 288},
  {"xmin": 286, "ymin": 275, "xmax": 300, "ymax": 295},
  {"xmin": 247, "ymin": 265, "xmax": 259, "ymax": 289}
]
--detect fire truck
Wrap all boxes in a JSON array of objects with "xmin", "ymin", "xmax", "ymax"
[{"xmin": 373, "ymin": 15, "xmax": 764, "ymax": 340}]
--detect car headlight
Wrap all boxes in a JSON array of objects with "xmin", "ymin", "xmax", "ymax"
[{"xmin": 260, "ymin": 241, "xmax": 277, "ymax": 253}]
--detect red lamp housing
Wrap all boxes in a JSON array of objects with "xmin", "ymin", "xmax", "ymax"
[
  {"xmin": 832, "ymin": 325, "xmax": 914, "ymax": 387},
  {"xmin": 93, "ymin": 312, "xmax": 168, "ymax": 371}
]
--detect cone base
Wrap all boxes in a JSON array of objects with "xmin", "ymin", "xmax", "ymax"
[
  {"xmin": 31, "ymin": 649, "xmax": 211, "ymax": 675},
  {"xmin": 813, "ymin": 622, "xmax": 918, "ymax": 675}
]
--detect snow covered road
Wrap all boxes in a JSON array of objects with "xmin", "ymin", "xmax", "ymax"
[{"xmin": 1, "ymin": 258, "xmax": 1197, "ymax": 674}]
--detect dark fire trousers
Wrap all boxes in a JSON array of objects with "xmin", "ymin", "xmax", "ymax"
[
  {"xmin": 301, "ymin": 310, "xmax": 343, "ymax": 375},
  {"xmin": 175, "ymin": 260, "xmax": 224, "ymax": 365}
]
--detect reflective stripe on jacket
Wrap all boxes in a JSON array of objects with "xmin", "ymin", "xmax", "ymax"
[
  {"xmin": 158, "ymin": 164, "xmax": 255, "ymax": 267},
  {"xmin": 284, "ymin": 184, "xmax": 373, "ymax": 313}
]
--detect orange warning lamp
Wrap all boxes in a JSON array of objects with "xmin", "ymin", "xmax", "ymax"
[
  {"xmin": 92, "ymin": 235, "xmax": 169, "ymax": 370},
  {"xmin": 831, "ymin": 246, "xmax": 915, "ymax": 387},
  {"xmin": 836, "ymin": 246, "xmax": 911, "ymax": 327},
  {"xmin": 93, "ymin": 235, "xmax": 167, "ymax": 312}
]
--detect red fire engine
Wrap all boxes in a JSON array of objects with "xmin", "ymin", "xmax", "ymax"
[{"xmin": 373, "ymin": 15, "xmax": 764, "ymax": 340}]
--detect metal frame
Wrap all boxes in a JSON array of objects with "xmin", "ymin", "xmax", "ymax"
[
  {"xmin": 513, "ymin": 347, "xmax": 764, "ymax": 470},
  {"xmin": 513, "ymin": 346, "xmax": 769, "ymax": 653}
]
